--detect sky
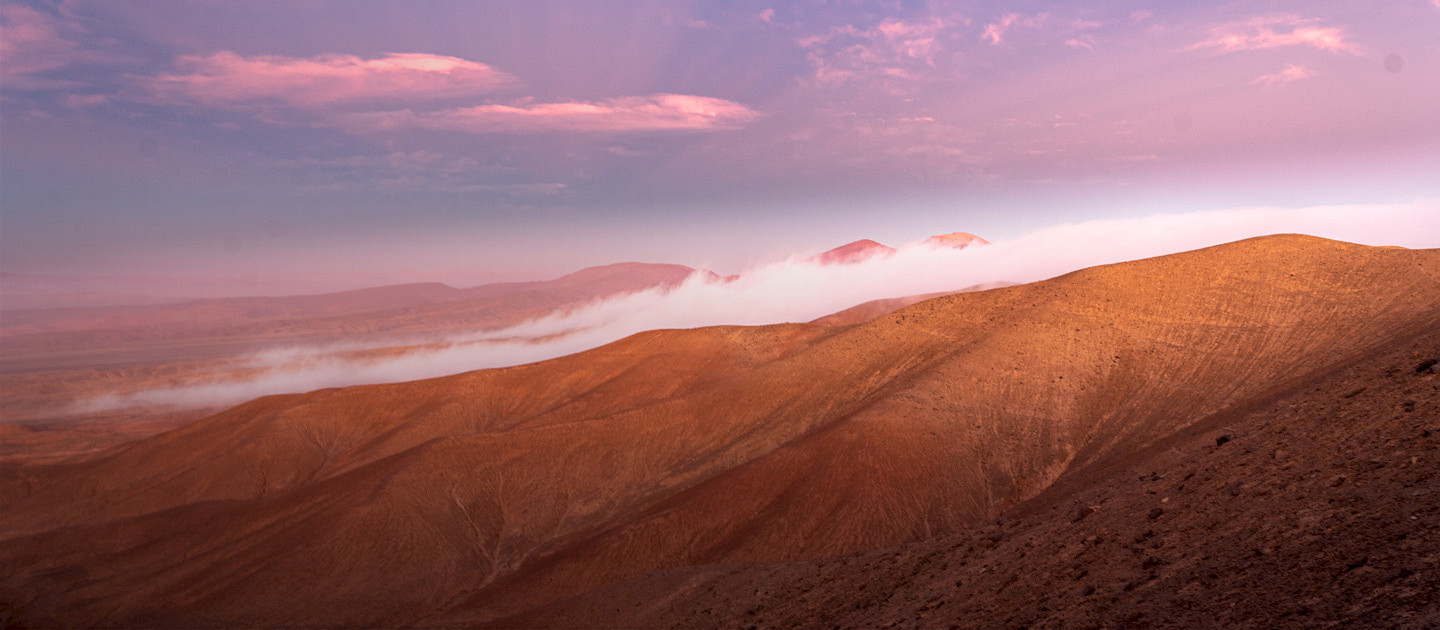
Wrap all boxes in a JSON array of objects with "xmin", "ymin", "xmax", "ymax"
[{"xmin": 2, "ymin": 0, "xmax": 1438, "ymax": 292}]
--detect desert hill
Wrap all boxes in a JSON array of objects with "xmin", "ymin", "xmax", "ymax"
[
  {"xmin": 809, "ymin": 281, "xmax": 1016, "ymax": 326},
  {"xmin": 1, "ymin": 235, "xmax": 1438, "ymax": 627},
  {"xmin": 493, "ymin": 322, "xmax": 1440, "ymax": 629}
]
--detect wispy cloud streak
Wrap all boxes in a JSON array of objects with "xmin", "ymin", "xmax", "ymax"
[
  {"xmin": 336, "ymin": 94, "xmax": 760, "ymax": 134},
  {"xmin": 982, "ymin": 13, "xmax": 1048, "ymax": 45},
  {"xmin": 136, "ymin": 51, "xmax": 514, "ymax": 108},
  {"xmin": 1191, "ymin": 14, "xmax": 1358, "ymax": 54},
  {"xmin": 1252, "ymin": 64, "xmax": 1315, "ymax": 87}
]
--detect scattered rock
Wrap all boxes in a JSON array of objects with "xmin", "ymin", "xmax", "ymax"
[
  {"xmin": 1354, "ymin": 460, "xmax": 1385, "ymax": 474},
  {"xmin": 1380, "ymin": 567, "xmax": 1414, "ymax": 583},
  {"xmin": 1416, "ymin": 358, "xmax": 1438, "ymax": 374},
  {"xmin": 1342, "ymin": 387, "xmax": 1367, "ymax": 398},
  {"xmin": 1072, "ymin": 507, "xmax": 1095, "ymax": 523},
  {"xmin": 1216, "ymin": 435, "xmax": 1232, "ymax": 447},
  {"xmin": 1147, "ymin": 508, "xmax": 1164, "ymax": 520}
]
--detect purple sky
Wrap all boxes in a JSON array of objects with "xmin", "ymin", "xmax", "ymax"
[{"xmin": 2, "ymin": 0, "xmax": 1438, "ymax": 291}]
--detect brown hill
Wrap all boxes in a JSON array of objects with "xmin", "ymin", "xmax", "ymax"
[
  {"xmin": 1, "ymin": 235, "xmax": 1437, "ymax": 628},
  {"xmin": 491, "ymin": 325, "xmax": 1440, "ymax": 629},
  {"xmin": 809, "ymin": 281, "xmax": 1016, "ymax": 326}
]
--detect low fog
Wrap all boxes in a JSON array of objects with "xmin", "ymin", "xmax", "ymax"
[{"xmin": 95, "ymin": 200, "xmax": 1440, "ymax": 411}]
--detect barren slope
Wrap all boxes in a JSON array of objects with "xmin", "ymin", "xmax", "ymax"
[
  {"xmin": 1, "ymin": 235, "xmax": 1437, "ymax": 627},
  {"xmin": 809, "ymin": 282, "xmax": 1016, "ymax": 326},
  {"xmin": 510, "ymin": 326, "xmax": 1440, "ymax": 629}
]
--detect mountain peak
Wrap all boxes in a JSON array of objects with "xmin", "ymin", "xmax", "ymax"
[
  {"xmin": 812, "ymin": 239, "xmax": 897, "ymax": 265},
  {"xmin": 924, "ymin": 232, "xmax": 989, "ymax": 249}
]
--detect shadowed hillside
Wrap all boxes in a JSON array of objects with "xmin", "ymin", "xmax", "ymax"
[
  {"xmin": 491, "ymin": 323, "xmax": 1440, "ymax": 629},
  {"xmin": 1, "ymin": 235, "xmax": 1437, "ymax": 627}
]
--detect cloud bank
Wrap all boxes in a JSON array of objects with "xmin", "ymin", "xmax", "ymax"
[{"xmin": 91, "ymin": 199, "xmax": 1440, "ymax": 412}]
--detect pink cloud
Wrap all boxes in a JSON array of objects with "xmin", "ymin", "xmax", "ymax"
[
  {"xmin": 798, "ymin": 17, "xmax": 953, "ymax": 85},
  {"xmin": 1251, "ymin": 63, "xmax": 1316, "ymax": 87},
  {"xmin": 0, "ymin": 4, "xmax": 87, "ymax": 88},
  {"xmin": 1066, "ymin": 37, "xmax": 1095, "ymax": 50},
  {"xmin": 137, "ymin": 51, "xmax": 514, "ymax": 108},
  {"xmin": 336, "ymin": 93, "xmax": 760, "ymax": 134},
  {"xmin": 758, "ymin": 8, "xmax": 775, "ymax": 24},
  {"xmin": 1191, "ymin": 14, "xmax": 1359, "ymax": 54},
  {"xmin": 981, "ymin": 13, "xmax": 1048, "ymax": 45},
  {"xmin": 64, "ymin": 93, "xmax": 108, "ymax": 108}
]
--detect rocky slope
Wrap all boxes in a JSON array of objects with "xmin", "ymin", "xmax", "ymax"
[{"xmin": 499, "ymin": 321, "xmax": 1440, "ymax": 629}]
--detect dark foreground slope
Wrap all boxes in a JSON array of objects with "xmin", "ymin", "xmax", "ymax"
[
  {"xmin": 1, "ymin": 235, "xmax": 1437, "ymax": 628},
  {"xmin": 500, "ymin": 322, "xmax": 1440, "ymax": 629}
]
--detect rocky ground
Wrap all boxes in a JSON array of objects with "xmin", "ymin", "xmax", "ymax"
[{"xmin": 498, "ymin": 329, "xmax": 1440, "ymax": 629}]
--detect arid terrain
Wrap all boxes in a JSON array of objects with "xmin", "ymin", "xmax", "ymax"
[
  {"xmin": 0, "ymin": 235, "xmax": 975, "ymax": 465},
  {"xmin": 502, "ymin": 304, "xmax": 1440, "ymax": 629},
  {"xmin": 0, "ymin": 262, "xmax": 700, "ymax": 463},
  {"xmin": 1, "ymin": 235, "xmax": 1437, "ymax": 628}
]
